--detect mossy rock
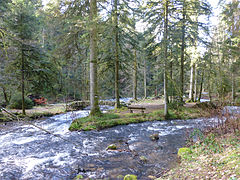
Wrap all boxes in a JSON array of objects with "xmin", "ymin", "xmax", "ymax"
[
  {"xmin": 74, "ymin": 174, "xmax": 83, "ymax": 180},
  {"xmin": 178, "ymin": 147, "xmax": 192, "ymax": 158},
  {"xmin": 116, "ymin": 175, "xmax": 124, "ymax": 179},
  {"xmin": 106, "ymin": 144, "xmax": 117, "ymax": 150},
  {"xmin": 185, "ymin": 99, "xmax": 194, "ymax": 103},
  {"xmin": 140, "ymin": 156, "xmax": 148, "ymax": 162},
  {"xmin": 124, "ymin": 174, "xmax": 137, "ymax": 180},
  {"xmin": 150, "ymin": 133, "xmax": 159, "ymax": 141}
]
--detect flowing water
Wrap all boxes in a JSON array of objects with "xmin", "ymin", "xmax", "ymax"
[{"xmin": 0, "ymin": 106, "xmax": 239, "ymax": 180}]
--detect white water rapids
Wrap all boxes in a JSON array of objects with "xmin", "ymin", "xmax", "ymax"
[{"xmin": 0, "ymin": 106, "xmax": 239, "ymax": 179}]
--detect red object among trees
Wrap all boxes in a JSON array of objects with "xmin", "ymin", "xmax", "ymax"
[{"xmin": 34, "ymin": 97, "xmax": 47, "ymax": 105}]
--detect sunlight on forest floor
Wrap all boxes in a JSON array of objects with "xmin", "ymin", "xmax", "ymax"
[{"xmin": 9, "ymin": 104, "xmax": 67, "ymax": 118}]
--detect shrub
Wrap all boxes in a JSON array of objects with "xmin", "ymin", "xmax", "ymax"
[
  {"xmin": 168, "ymin": 101, "xmax": 184, "ymax": 109},
  {"xmin": 9, "ymin": 93, "xmax": 34, "ymax": 109},
  {"xmin": 34, "ymin": 97, "xmax": 47, "ymax": 105},
  {"xmin": 195, "ymin": 102, "xmax": 217, "ymax": 109},
  {"xmin": 178, "ymin": 147, "xmax": 192, "ymax": 158},
  {"xmin": 56, "ymin": 94, "xmax": 65, "ymax": 102}
]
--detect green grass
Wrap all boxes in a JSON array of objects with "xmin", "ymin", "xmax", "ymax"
[
  {"xmin": 109, "ymin": 106, "xmax": 128, "ymax": 113},
  {"xmin": 69, "ymin": 106, "xmax": 211, "ymax": 131},
  {"xmin": 69, "ymin": 113, "xmax": 121, "ymax": 131},
  {"xmin": 145, "ymin": 106, "xmax": 208, "ymax": 121}
]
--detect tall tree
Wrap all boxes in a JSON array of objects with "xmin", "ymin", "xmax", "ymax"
[
  {"xmin": 89, "ymin": 0, "xmax": 101, "ymax": 115},
  {"xmin": 113, "ymin": 0, "xmax": 120, "ymax": 108},
  {"xmin": 133, "ymin": 49, "xmax": 138, "ymax": 100},
  {"xmin": 180, "ymin": 0, "xmax": 186, "ymax": 103},
  {"xmin": 5, "ymin": 0, "xmax": 43, "ymax": 115},
  {"xmin": 163, "ymin": 0, "xmax": 169, "ymax": 117},
  {"xmin": 221, "ymin": 0, "xmax": 240, "ymax": 102}
]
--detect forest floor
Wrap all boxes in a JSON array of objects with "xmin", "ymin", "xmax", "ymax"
[
  {"xmin": 0, "ymin": 103, "xmax": 67, "ymax": 121},
  {"xmin": 118, "ymin": 99, "xmax": 196, "ymax": 114},
  {"xmin": 157, "ymin": 117, "xmax": 240, "ymax": 180}
]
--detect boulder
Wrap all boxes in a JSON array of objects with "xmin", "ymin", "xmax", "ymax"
[
  {"xmin": 74, "ymin": 174, "xmax": 83, "ymax": 180},
  {"xmin": 124, "ymin": 174, "xmax": 137, "ymax": 180},
  {"xmin": 150, "ymin": 133, "xmax": 159, "ymax": 141},
  {"xmin": 140, "ymin": 156, "xmax": 147, "ymax": 163},
  {"xmin": 117, "ymin": 175, "xmax": 124, "ymax": 179},
  {"xmin": 148, "ymin": 175, "xmax": 156, "ymax": 179},
  {"xmin": 106, "ymin": 144, "xmax": 117, "ymax": 150}
]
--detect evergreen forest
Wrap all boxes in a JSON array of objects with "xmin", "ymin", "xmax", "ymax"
[{"xmin": 0, "ymin": 0, "xmax": 239, "ymax": 179}]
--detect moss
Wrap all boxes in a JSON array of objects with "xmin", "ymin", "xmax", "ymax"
[
  {"xmin": 124, "ymin": 113, "xmax": 143, "ymax": 118},
  {"xmin": 0, "ymin": 116, "xmax": 9, "ymax": 122},
  {"xmin": 109, "ymin": 107, "xmax": 128, "ymax": 113},
  {"xmin": 106, "ymin": 144, "xmax": 117, "ymax": 150},
  {"xmin": 117, "ymin": 175, "xmax": 124, "ymax": 179},
  {"xmin": 177, "ymin": 147, "xmax": 192, "ymax": 158},
  {"xmin": 140, "ymin": 156, "xmax": 148, "ymax": 162},
  {"xmin": 69, "ymin": 106, "xmax": 211, "ymax": 131},
  {"xmin": 185, "ymin": 99, "xmax": 192, "ymax": 103},
  {"xmin": 89, "ymin": 105, "xmax": 102, "ymax": 116},
  {"xmin": 74, "ymin": 174, "xmax": 84, "ymax": 180},
  {"xmin": 124, "ymin": 174, "xmax": 137, "ymax": 180},
  {"xmin": 69, "ymin": 113, "xmax": 120, "ymax": 131},
  {"xmin": 160, "ymin": 132, "xmax": 240, "ymax": 179}
]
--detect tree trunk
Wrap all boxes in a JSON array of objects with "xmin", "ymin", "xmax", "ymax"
[
  {"xmin": 180, "ymin": 0, "xmax": 186, "ymax": 103},
  {"xmin": 198, "ymin": 70, "xmax": 204, "ymax": 102},
  {"xmin": 163, "ymin": 0, "xmax": 169, "ymax": 118},
  {"xmin": 21, "ymin": 45, "xmax": 25, "ymax": 115},
  {"xmin": 169, "ymin": 61, "xmax": 173, "ymax": 102},
  {"xmin": 144, "ymin": 57, "xmax": 147, "ymax": 99},
  {"xmin": 89, "ymin": 0, "xmax": 100, "ymax": 116},
  {"xmin": 194, "ymin": 65, "xmax": 198, "ymax": 101},
  {"xmin": 20, "ymin": 11, "xmax": 26, "ymax": 115},
  {"xmin": 232, "ymin": 72, "xmax": 235, "ymax": 103},
  {"xmin": 133, "ymin": 50, "xmax": 137, "ymax": 100},
  {"xmin": 114, "ymin": 0, "xmax": 120, "ymax": 108},
  {"xmin": 1, "ymin": 86, "xmax": 9, "ymax": 105},
  {"xmin": 231, "ymin": 0, "xmax": 236, "ymax": 103},
  {"xmin": 208, "ymin": 73, "xmax": 212, "ymax": 102},
  {"xmin": 189, "ymin": 63, "xmax": 195, "ymax": 101}
]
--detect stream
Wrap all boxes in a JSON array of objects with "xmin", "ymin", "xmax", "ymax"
[{"xmin": 0, "ymin": 106, "xmax": 239, "ymax": 180}]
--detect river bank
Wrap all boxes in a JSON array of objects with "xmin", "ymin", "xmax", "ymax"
[
  {"xmin": 158, "ymin": 108, "xmax": 240, "ymax": 180},
  {"xmin": 159, "ymin": 132, "xmax": 240, "ymax": 179}
]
